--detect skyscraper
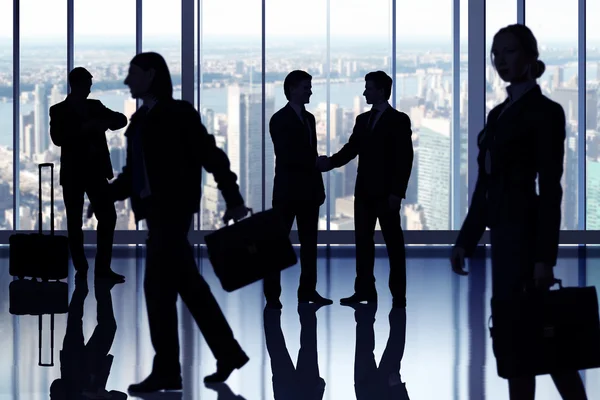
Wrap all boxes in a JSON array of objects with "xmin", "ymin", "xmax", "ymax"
[
  {"xmin": 34, "ymin": 84, "xmax": 50, "ymax": 155},
  {"xmin": 226, "ymin": 84, "xmax": 275, "ymax": 213}
]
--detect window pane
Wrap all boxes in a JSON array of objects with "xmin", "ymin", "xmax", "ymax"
[
  {"xmin": 75, "ymin": 0, "xmax": 136, "ymax": 230},
  {"xmin": 587, "ymin": 2, "xmax": 600, "ymax": 233},
  {"xmin": 265, "ymin": 0, "xmax": 326, "ymax": 233},
  {"xmin": 485, "ymin": 0, "xmax": 517, "ymax": 99},
  {"xmin": 328, "ymin": 0, "xmax": 391, "ymax": 232},
  {"xmin": 20, "ymin": 0, "xmax": 66, "ymax": 231},
  {"xmin": 0, "ymin": 3, "xmax": 12, "ymax": 230},
  {"xmin": 459, "ymin": 0, "xmax": 468, "ymax": 230},
  {"xmin": 527, "ymin": 0, "xmax": 578, "ymax": 233},
  {"xmin": 199, "ymin": 0, "xmax": 262, "ymax": 230},
  {"xmin": 143, "ymin": 0, "xmax": 181, "ymax": 100},
  {"xmin": 397, "ymin": 0, "xmax": 452, "ymax": 231}
]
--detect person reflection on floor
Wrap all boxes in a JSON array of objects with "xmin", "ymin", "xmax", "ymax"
[
  {"xmin": 348, "ymin": 303, "xmax": 410, "ymax": 399},
  {"xmin": 263, "ymin": 303, "xmax": 326, "ymax": 400},
  {"xmin": 50, "ymin": 272, "xmax": 126, "ymax": 399}
]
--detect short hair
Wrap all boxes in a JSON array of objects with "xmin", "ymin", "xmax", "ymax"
[
  {"xmin": 491, "ymin": 24, "xmax": 546, "ymax": 79},
  {"xmin": 68, "ymin": 67, "xmax": 92, "ymax": 87},
  {"xmin": 283, "ymin": 70, "xmax": 312, "ymax": 100},
  {"xmin": 365, "ymin": 71, "xmax": 393, "ymax": 100},
  {"xmin": 130, "ymin": 52, "xmax": 174, "ymax": 100}
]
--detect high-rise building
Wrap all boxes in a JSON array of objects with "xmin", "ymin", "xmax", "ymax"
[
  {"xmin": 417, "ymin": 117, "xmax": 451, "ymax": 230},
  {"xmin": 226, "ymin": 84, "xmax": 275, "ymax": 214},
  {"xmin": 34, "ymin": 84, "xmax": 50, "ymax": 155}
]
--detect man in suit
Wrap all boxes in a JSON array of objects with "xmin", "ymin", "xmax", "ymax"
[
  {"xmin": 317, "ymin": 71, "xmax": 413, "ymax": 308},
  {"xmin": 266, "ymin": 70, "xmax": 333, "ymax": 309},
  {"xmin": 49, "ymin": 67, "xmax": 127, "ymax": 282}
]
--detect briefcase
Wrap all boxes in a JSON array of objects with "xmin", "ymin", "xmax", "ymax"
[
  {"xmin": 204, "ymin": 208, "xmax": 298, "ymax": 292},
  {"xmin": 9, "ymin": 279, "xmax": 69, "ymax": 367},
  {"xmin": 489, "ymin": 279, "xmax": 600, "ymax": 379},
  {"xmin": 9, "ymin": 163, "xmax": 69, "ymax": 281}
]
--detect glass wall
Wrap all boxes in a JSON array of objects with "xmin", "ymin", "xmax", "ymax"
[{"xmin": 1, "ymin": 0, "xmax": 597, "ymax": 243}]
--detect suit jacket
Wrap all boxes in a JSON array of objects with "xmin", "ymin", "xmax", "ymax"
[
  {"xmin": 270, "ymin": 104, "xmax": 325, "ymax": 206},
  {"xmin": 329, "ymin": 106, "xmax": 413, "ymax": 199},
  {"xmin": 455, "ymin": 85, "xmax": 566, "ymax": 267},
  {"xmin": 49, "ymin": 98, "xmax": 127, "ymax": 185},
  {"xmin": 110, "ymin": 99, "xmax": 243, "ymax": 222}
]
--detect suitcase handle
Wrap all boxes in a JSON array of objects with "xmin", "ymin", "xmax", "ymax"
[
  {"xmin": 225, "ymin": 207, "xmax": 253, "ymax": 226},
  {"xmin": 38, "ymin": 163, "xmax": 54, "ymax": 235},
  {"xmin": 38, "ymin": 314, "xmax": 55, "ymax": 367}
]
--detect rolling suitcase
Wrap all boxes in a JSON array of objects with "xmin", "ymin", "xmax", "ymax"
[
  {"xmin": 204, "ymin": 208, "xmax": 298, "ymax": 292},
  {"xmin": 9, "ymin": 163, "xmax": 69, "ymax": 281},
  {"xmin": 9, "ymin": 279, "xmax": 68, "ymax": 367}
]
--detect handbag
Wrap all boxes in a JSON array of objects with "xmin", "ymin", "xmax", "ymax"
[{"xmin": 489, "ymin": 279, "xmax": 600, "ymax": 379}]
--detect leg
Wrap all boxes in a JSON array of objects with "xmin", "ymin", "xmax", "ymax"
[
  {"xmin": 376, "ymin": 200, "xmax": 407, "ymax": 307},
  {"xmin": 85, "ymin": 178, "xmax": 119, "ymax": 279},
  {"xmin": 62, "ymin": 183, "xmax": 88, "ymax": 272},
  {"xmin": 551, "ymin": 371, "xmax": 587, "ymax": 400},
  {"xmin": 295, "ymin": 205, "xmax": 319, "ymax": 296},
  {"xmin": 508, "ymin": 377, "xmax": 535, "ymax": 400},
  {"xmin": 263, "ymin": 204, "xmax": 295, "ymax": 304},
  {"xmin": 353, "ymin": 197, "xmax": 378, "ymax": 297}
]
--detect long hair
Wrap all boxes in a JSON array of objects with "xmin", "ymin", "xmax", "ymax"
[{"xmin": 130, "ymin": 52, "xmax": 174, "ymax": 100}]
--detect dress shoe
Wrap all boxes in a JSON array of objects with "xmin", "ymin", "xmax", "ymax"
[
  {"xmin": 204, "ymin": 353, "xmax": 249, "ymax": 384},
  {"xmin": 128, "ymin": 374, "xmax": 182, "ymax": 393},
  {"xmin": 298, "ymin": 291, "xmax": 333, "ymax": 305},
  {"xmin": 340, "ymin": 293, "xmax": 377, "ymax": 305},
  {"xmin": 95, "ymin": 269, "xmax": 126, "ymax": 282}
]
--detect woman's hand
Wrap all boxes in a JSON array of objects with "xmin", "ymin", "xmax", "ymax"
[
  {"xmin": 451, "ymin": 246, "xmax": 468, "ymax": 276},
  {"xmin": 534, "ymin": 262, "xmax": 555, "ymax": 289}
]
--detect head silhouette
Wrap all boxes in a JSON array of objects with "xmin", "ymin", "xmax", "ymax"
[
  {"xmin": 124, "ymin": 52, "xmax": 173, "ymax": 100},
  {"xmin": 363, "ymin": 71, "xmax": 392, "ymax": 105},
  {"xmin": 491, "ymin": 24, "xmax": 546, "ymax": 84},
  {"xmin": 68, "ymin": 67, "xmax": 92, "ymax": 100},
  {"xmin": 284, "ymin": 70, "xmax": 312, "ymax": 106}
]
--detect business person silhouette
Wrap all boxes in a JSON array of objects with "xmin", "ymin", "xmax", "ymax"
[
  {"xmin": 350, "ymin": 304, "xmax": 410, "ymax": 399},
  {"xmin": 49, "ymin": 273, "xmax": 127, "ymax": 399},
  {"xmin": 263, "ymin": 303, "xmax": 326, "ymax": 400},
  {"xmin": 450, "ymin": 24, "xmax": 587, "ymax": 400},
  {"xmin": 317, "ymin": 71, "xmax": 413, "ymax": 308},
  {"xmin": 50, "ymin": 67, "xmax": 127, "ymax": 283},
  {"xmin": 265, "ymin": 70, "xmax": 333, "ymax": 309},
  {"xmin": 104, "ymin": 52, "xmax": 249, "ymax": 392}
]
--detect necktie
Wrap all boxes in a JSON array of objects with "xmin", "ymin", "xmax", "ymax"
[
  {"xmin": 368, "ymin": 109, "xmax": 380, "ymax": 131},
  {"xmin": 302, "ymin": 110, "xmax": 313, "ymax": 146}
]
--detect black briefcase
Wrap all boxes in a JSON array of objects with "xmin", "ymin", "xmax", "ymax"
[
  {"xmin": 9, "ymin": 279, "xmax": 69, "ymax": 367},
  {"xmin": 9, "ymin": 163, "xmax": 69, "ymax": 281},
  {"xmin": 489, "ymin": 279, "xmax": 600, "ymax": 379},
  {"xmin": 204, "ymin": 208, "xmax": 298, "ymax": 292}
]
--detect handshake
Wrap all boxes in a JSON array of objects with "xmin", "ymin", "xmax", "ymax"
[{"xmin": 315, "ymin": 156, "xmax": 333, "ymax": 172}]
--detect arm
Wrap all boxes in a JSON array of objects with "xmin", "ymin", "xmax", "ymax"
[
  {"xmin": 49, "ymin": 106, "xmax": 82, "ymax": 147},
  {"xmin": 391, "ymin": 114, "xmax": 414, "ymax": 198},
  {"xmin": 269, "ymin": 115, "xmax": 316, "ymax": 170},
  {"xmin": 109, "ymin": 136, "xmax": 133, "ymax": 201},
  {"xmin": 96, "ymin": 102, "xmax": 128, "ymax": 131},
  {"xmin": 329, "ymin": 116, "xmax": 361, "ymax": 168},
  {"xmin": 455, "ymin": 170, "xmax": 487, "ymax": 257},
  {"xmin": 193, "ymin": 109, "xmax": 244, "ymax": 208},
  {"xmin": 533, "ymin": 104, "xmax": 566, "ymax": 267}
]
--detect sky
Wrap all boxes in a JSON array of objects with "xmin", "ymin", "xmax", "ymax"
[{"xmin": 0, "ymin": 0, "xmax": 595, "ymax": 43}]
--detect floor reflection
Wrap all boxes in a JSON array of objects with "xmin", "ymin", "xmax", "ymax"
[{"xmin": 0, "ymin": 245, "xmax": 598, "ymax": 399}]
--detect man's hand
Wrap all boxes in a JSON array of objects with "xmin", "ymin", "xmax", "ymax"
[
  {"xmin": 388, "ymin": 194, "xmax": 402, "ymax": 210},
  {"xmin": 316, "ymin": 156, "xmax": 332, "ymax": 172},
  {"xmin": 450, "ymin": 246, "xmax": 468, "ymax": 276},
  {"xmin": 534, "ymin": 262, "xmax": 555, "ymax": 289},
  {"xmin": 223, "ymin": 205, "xmax": 250, "ymax": 224}
]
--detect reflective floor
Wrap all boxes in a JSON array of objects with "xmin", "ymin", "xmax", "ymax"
[{"xmin": 2, "ymin": 245, "xmax": 600, "ymax": 400}]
